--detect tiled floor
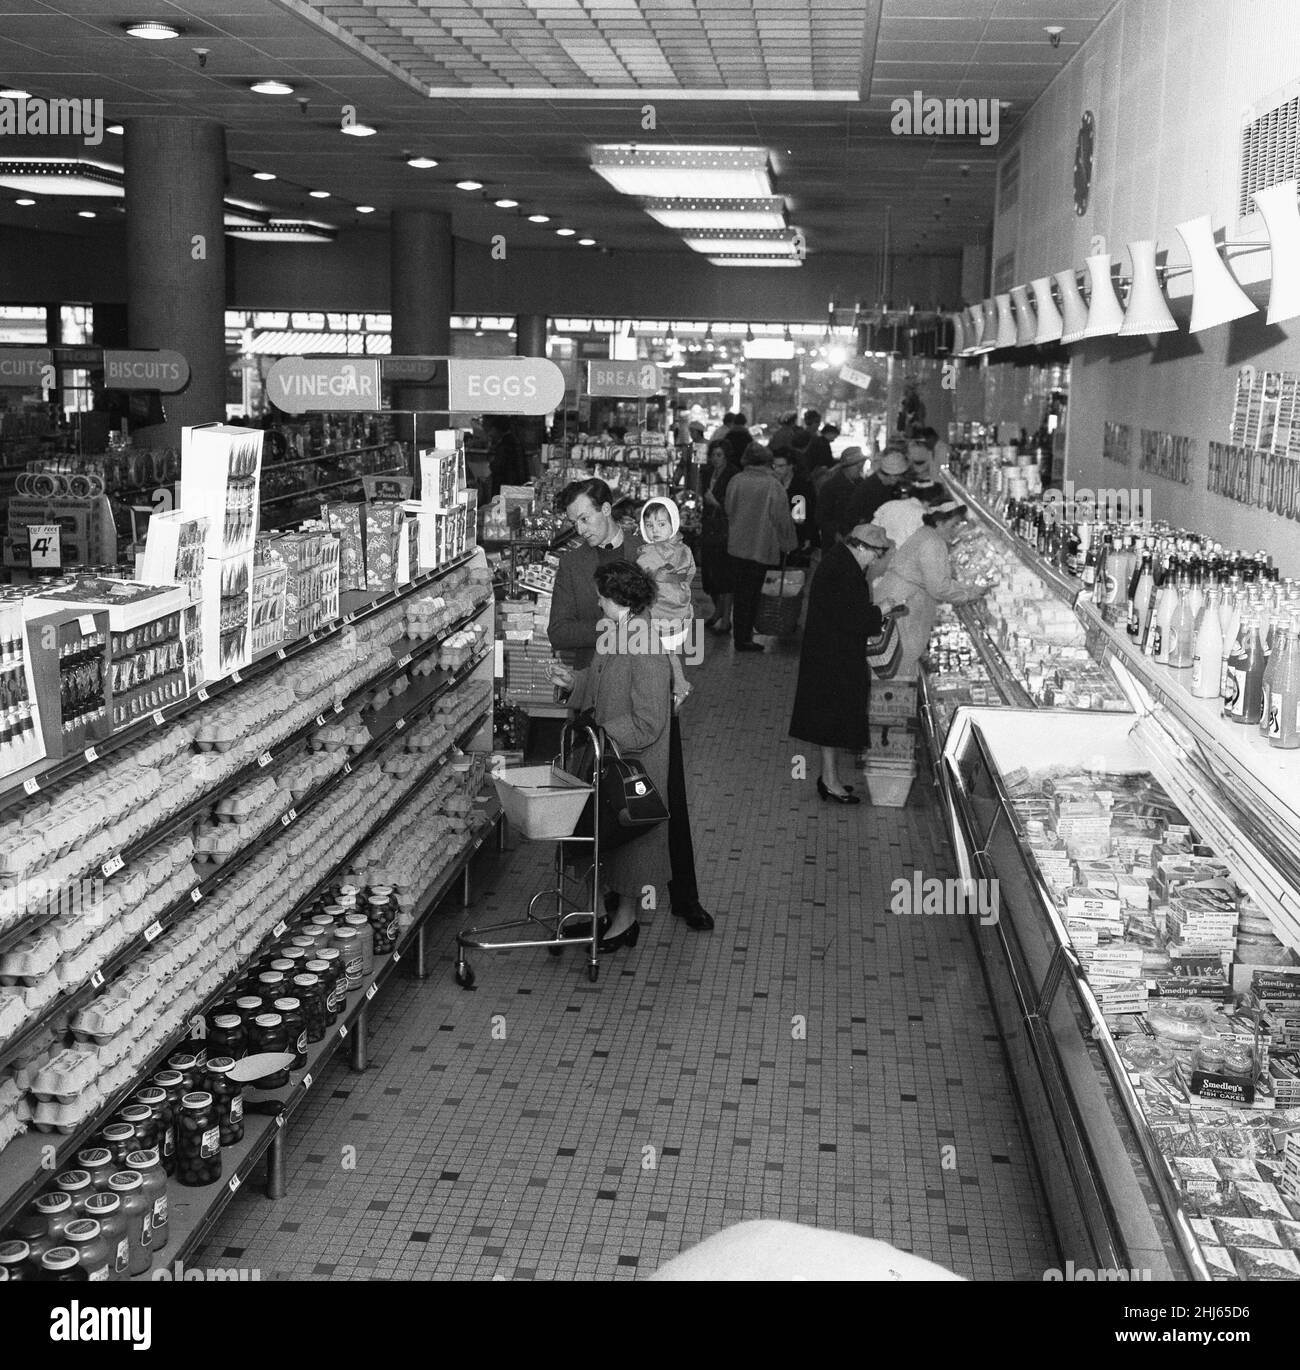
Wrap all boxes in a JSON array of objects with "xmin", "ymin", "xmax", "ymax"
[{"xmin": 201, "ymin": 616, "xmax": 1058, "ymax": 1280}]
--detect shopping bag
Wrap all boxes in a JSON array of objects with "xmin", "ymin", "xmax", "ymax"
[
  {"xmin": 755, "ymin": 557, "xmax": 804, "ymax": 636},
  {"xmin": 866, "ymin": 615, "xmax": 903, "ymax": 679}
]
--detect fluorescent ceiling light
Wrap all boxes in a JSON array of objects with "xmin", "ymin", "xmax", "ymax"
[
  {"xmin": 708, "ymin": 257, "xmax": 801, "ymax": 268},
  {"xmin": 456, "ymin": 179, "xmax": 483, "ymax": 191},
  {"xmin": 309, "ymin": 190, "xmax": 330, "ymax": 199},
  {"xmin": 14, "ymin": 197, "xmax": 34, "ymax": 206},
  {"xmin": 494, "ymin": 198, "xmax": 518, "ymax": 208},
  {"xmin": 0, "ymin": 89, "xmax": 32, "ymax": 99},
  {"xmin": 356, "ymin": 205, "xmax": 375, "ymax": 214},
  {"xmin": 646, "ymin": 204, "xmax": 787, "ymax": 232},
  {"xmin": 252, "ymin": 171, "xmax": 276, "ymax": 181},
  {"xmin": 0, "ymin": 158, "xmax": 123, "ymax": 197},
  {"xmin": 226, "ymin": 220, "xmax": 337, "ymax": 243},
  {"xmin": 744, "ymin": 338, "xmax": 797, "ymax": 359},
  {"xmin": 341, "ymin": 123, "xmax": 376, "ymax": 138},
  {"xmin": 124, "ymin": 23, "xmax": 178, "ymax": 40},
  {"xmin": 250, "ymin": 80, "xmax": 294, "ymax": 96},
  {"xmin": 77, "ymin": 210, "xmax": 96, "ymax": 219},
  {"xmin": 527, "ymin": 213, "xmax": 550, "ymax": 223},
  {"xmin": 556, "ymin": 227, "xmax": 576, "ymax": 236},
  {"xmin": 578, "ymin": 237, "xmax": 595, "ymax": 246},
  {"xmin": 591, "ymin": 145, "xmax": 772, "ymax": 200},
  {"xmin": 106, "ymin": 125, "xmax": 124, "ymax": 136},
  {"xmin": 684, "ymin": 237, "xmax": 795, "ymax": 256},
  {"xmin": 407, "ymin": 156, "xmax": 438, "ymax": 169}
]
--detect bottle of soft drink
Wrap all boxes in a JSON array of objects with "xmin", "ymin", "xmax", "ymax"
[
  {"xmin": 1191, "ymin": 586, "xmax": 1225, "ymax": 699},
  {"xmin": 1166, "ymin": 576, "xmax": 1197, "ymax": 669},
  {"xmin": 1267, "ymin": 615, "xmax": 1300, "ymax": 749}
]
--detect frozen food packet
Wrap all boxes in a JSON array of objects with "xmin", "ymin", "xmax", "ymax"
[
  {"xmin": 1231, "ymin": 1247, "xmax": 1300, "ymax": 1280},
  {"xmin": 1202, "ymin": 1245, "xmax": 1239, "ymax": 1280},
  {"xmin": 1213, "ymin": 1216, "xmax": 1283, "ymax": 1249},
  {"xmin": 1237, "ymin": 1181, "xmax": 1292, "ymax": 1220}
]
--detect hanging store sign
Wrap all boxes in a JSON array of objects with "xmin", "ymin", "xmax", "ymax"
[
  {"xmin": 839, "ymin": 364, "xmax": 872, "ymax": 390},
  {"xmin": 382, "ymin": 357, "xmax": 439, "ymax": 383},
  {"xmin": 0, "ymin": 347, "xmax": 52, "ymax": 384},
  {"xmin": 449, "ymin": 357, "xmax": 565, "ymax": 413},
  {"xmin": 586, "ymin": 360, "xmax": 664, "ymax": 397},
  {"xmin": 266, "ymin": 357, "xmax": 382, "ymax": 413},
  {"xmin": 102, "ymin": 350, "xmax": 190, "ymax": 392}
]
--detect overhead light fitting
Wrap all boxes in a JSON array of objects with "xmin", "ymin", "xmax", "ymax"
[
  {"xmin": 14, "ymin": 197, "xmax": 34, "ymax": 206},
  {"xmin": 356, "ymin": 205, "xmax": 375, "ymax": 214},
  {"xmin": 223, "ymin": 199, "xmax": 269, "ymax": 229},
  {"xmin": 1044, "ymin": 25, "xmax": 1063, "ymax": 47},
  {"xmin": 1176, "ymin": 215, "xmax": 1257, "ymax": 331},
  {"xmin": 309, "ymin": 190, "xmax": 330, "ymax": 199},
  {"xmin": 107, "ymin": 125, "xmax": 124, "ymax": 136},
  {"xmin": 407, "ymin": 156, "xmax": 439, "ymax": 169},
  {"xmin": 1119, "ymin": 240, "xmax": 1178, "ymax": 335},
  {"xmin": 341, "ymin": 123, "xmax": 377, "ymax": 138},
  {"xmin": 1253, "ymin": 179, "xmax": 1300, "ymax": 324},
  {"xmin": 994, "ymin": 293, "xmax": 1017, "ymax": 349},
  {"xmin": 527, "ymin": 213, "xmax": 550, "ymax": 223},
  {"xmin": 226, "ymin": 219, "xmax": 338, "ymax": 244},
  {"xmin": 578, "ymin": 237, "xmax": 595, "ymax": 246},
  {"xmin": 1055, "ymin": 269, "xmax": 1091, "ymax": 344},
  {"xmin": 1083, "ymin": 253, "xmax": 1126, "ymax": 337},
  {"xmin": 252, "ymin": 171, "xmax": 276, "ymax": 181},
  {"xmin": 1030, "ymin": 277, "xmax": 1064, "ymax": 343},
  {"xmin": 642, "ymin": 196, "xmax": 787, "ymax": 232},
  {"xmin": 124, "ymin": 22, "xmax": 179, "ymax": 41},
  {"xmin": 951, "ymin": 312, "xmax": 969, "ymax": 356},
  {"xmin": 711, "ymin": 257, "xmax": 801, "ymax": 268},
  {"xmin": 494, "ymin": 197, "xmax": 518, "ymax": 208},
  {"xmin": 555, "ymin": 227, "xmax": 576, "ymax": 237},
  {"xmin": 591, "ymin": 145, "xmax": 773, "ymax": 200},
  {"xmin": 1011, "ymin": 285, "xmax": 1037, "ymax": 346},
  {"xmin": 0, "ymin": 157, "xmax": 123, "ymax": 198},
  {"xmin": 681, "ymin": 231, "xmax": 797, "ymax": 256},
  {"xmin": 77, "ymin": 210, "xmax": 96, "ymax": 218},
  {"xmin": 0, "ymin": 88, "xmax": 32, "ymax": 100},
  {"xmin": 250, "ymin": 80, "xmax": 294, "ymax": 96},
  {"xmin": 455, "ymin": 179, "xmax": 483, "ymax": 191}
]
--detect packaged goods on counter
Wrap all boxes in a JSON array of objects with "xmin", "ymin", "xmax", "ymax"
[{"xmin": 179, "ymin": 425, "xmax": 264, "ymax": 561}]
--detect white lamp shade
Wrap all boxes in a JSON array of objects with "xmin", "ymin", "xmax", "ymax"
[
  {"xmin": 1031, "ymin": 277, "xmax": 1063, "ymax": 343},
  {"xmin": 994, "ymin": 293, "xmax": 1017, "ymax": 349},
  {"xmin": 1175, "ymin": 214, "xmax": 1257, "ymax": 332},
  {"xmin": 951, "ymin": 311, "xmax": 968, "ymax": 357},
  {"xmin": 1055, "ymin": 269, "xmax": 1090, "ymax": 343},
  {"xmin": 1011, "ymin": 285, "xmax": 1036, "ymax": 346},
  {"xmin": 1119, "ymin": 239, "xmax": 1178, "ymax": 335},
  {"xmin": 979, "ymin": 299, "xmax": 998, "ymax": 351},
  {"xmin": 966, "ymin": 304, "xmax": 984, "ymax": 349},
  {"xmin": 1083, "ymin": 253, "xmax": 1126, "ymax": 337},
  {"xmin": 1253, "ymin": 179, "xmax": 1300, "ymax": 325}
]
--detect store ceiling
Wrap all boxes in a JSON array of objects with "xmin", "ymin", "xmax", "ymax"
[{"xmin": 0, "ymin": 0, "xmax": 1119, "ymax": 260}]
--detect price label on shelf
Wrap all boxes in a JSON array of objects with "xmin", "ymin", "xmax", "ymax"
[
  {"xmin": 257, "ymin": 751, "xmax": 273, "ymax": 769},
  {"xmin": 84, "ymin": 746, "xmax": 99, "ymax": 764},
  {"xmin": 190, "ymin": 887, "xmax": 203, "ymax": 904},
  {"xmin": 280, "ymin": 808, "xmax": 297, "ymax": 828},
  {"xmin": 197, "ymin": 688, "xmax": 209, "ymax": 702},
  {"xmin": 102, "ymin": 854, "xmax": 124, "ymax": 878},
  {"xmin": 315, "ymin": 714, "xmax": 326, "ymax": 728},
  {"xmin": 276, "ymin": 648, "xmax": 287, "ymax": 661},
  {"xmin": 392, "ymin": 951, "xmax": 401, "ymax": 964},
  {"xmin": 342, "ymin": 762, "xmax": 353, "ymax": 776},
  {"xmin": 394, "ymin": 718, "xmax": 407, "ymax": 732},
  {"xmin": 339, "ymin": 1023, "xmax": 348, "ymax": 1039},
  {"xmin": 153, "ymin": 711, "xmax": 166, "ymax": 727},
  {"xmin": 273, "ymin": 920, "xmax": 288, "ymax": 938},
  {"xmin": 302, "ymin": 1073, "xmax": 313, "ymax": 1090},
  {"xmin": 275, "ymin": 1114, "xmax": 285, "ymax": 1128},
  {"xmin": 22, "ymin": 777, "xmax": 40, "ymax": 796},
  {"xmin": 228, "ymin": 1175, "xmax": 241, "ymax": 1194},
  {"xmin": 308, "ymin": 633, "xmax": 319, "ymax": 644},
  {"xmin": 345, "ymin": 611, "xmax": 357, "ymax": 624},
  {"xmin": 398, "ymin": 653, "xmax": 413, "ymax": 669},
  {"xmin": 365, "ymin": 984, "xmax": 377, "ymax": 1001},
  {"xmin": 90, "ymin": 970, "xmax": 105, "ymax": 989},
  {"xmin": 333, "ymin": 702, "xmax": 343, "ymax": 714},
  {"xmin": 144, "ymin": 921, "xmax": 163, "ymax": 943},
  {"xmin": 231, "ymin": 670, "xmax": 242, "ymax": 684}
]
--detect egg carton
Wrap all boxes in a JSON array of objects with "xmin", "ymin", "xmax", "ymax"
[
  {"xmin": 88, "ymin": 1030, "xmax": 134, "ymax": 1071},
  {"xmin": 97, "ymin": 1055, "xmax": 136, "ymax": 1099},
  {"xmin": 0, "ymin": 1102, "xmax": 26, "ymax": 1156},
  {"xmin": 0, "ymin": 925, "xmax": 63, "ymax": 979},
  {"xmin": 102, "ymin": 961, "xmax": 157, "ymax": 1014},
  {"xmin": 0, "ymin": 991, "xmax": 27, "ymax": 1041},
  {"xmin": 28, "ymin": 1045, "xmax": 99, "ymax": 1102}
]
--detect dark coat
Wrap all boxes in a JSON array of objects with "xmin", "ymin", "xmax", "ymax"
[
  {"xmin": 849, "ymin": 473, "xmax": 904, "ymax": 526},
  {"xmin": 789, "ymin": 541, "xmax": 884, "ymax": 749}
]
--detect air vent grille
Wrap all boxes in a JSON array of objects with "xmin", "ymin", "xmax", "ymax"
[
  {"xmin": 998, "ymin": 149, "xmax": 1020, "ymax": 212},
  {"xmin": 1239, "ymin": 91, "xmax": 1300, "ymax": 219}
]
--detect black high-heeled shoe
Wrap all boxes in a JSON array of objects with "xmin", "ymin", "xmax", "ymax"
[
  {"xmin": 598, "ymin": 920, "xmax": 641, "ymax": 952},
  {"xmin": 561, "ymin": 912, "xmax": 611, "ymax": 940},
  {"xmin": 817, "ymin": 777, "xmax": 861, "ymax": 805}
]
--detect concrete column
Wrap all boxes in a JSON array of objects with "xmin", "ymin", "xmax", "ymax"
[
  {"xmin": 123, "ymin": 118, "xmax": 227, "ymax": 447},
  {"xmin": 514, "ymin": 314, "xmax": 548, "ymax": 464},
  {"xmin": 390, "ymin": 209, "xmax": 452, "ymax": 443}
]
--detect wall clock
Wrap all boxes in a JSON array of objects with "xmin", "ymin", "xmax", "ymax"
[{"xmin": 1074, "ymin": 110, "xmax": 1095, "ymax": 216}]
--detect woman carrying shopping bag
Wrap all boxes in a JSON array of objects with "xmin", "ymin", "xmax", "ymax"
[{"xmin": 724, "ymin": 443, "xmax": 798, "ymax": 653}]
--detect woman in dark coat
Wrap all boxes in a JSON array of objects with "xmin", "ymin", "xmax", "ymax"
[
  {"xmin": 700, "ymin": 440, "xmax": 740, "ymax": 632},
  {"xmin": 789, "ymin": 521, "xmax": 902, "ymax": 804}
]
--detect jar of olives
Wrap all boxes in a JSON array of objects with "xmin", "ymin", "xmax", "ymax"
[
  {"xmin": 288, "ymin": 935, "xmax": 317, "ymax": 955},
  {"xmin": 105, "ymin": 1173, "xmax": 153, "ymax": 1271},
  {"xmin": 39, "ymin": 1247, "xmax": 88, "ymax": 1282},
  {"xmin": 256, "ymin": 970, "xmax": 287, "ymax": 1001},
  {"xmin": 151, "ymin": 1071, "xmax": 185, "ymax": 1172},
  {"xmin": 207, "ymin": 1012, "xmax": 247, "ymax": 1060},
  {"xmin": 334, "ymin": 923, "xmax": 370, "ymax": 988},
  {"xmin": 101, "ymin": 1123, "xmax": 136, "ymax": 1171},
  {"xmin": 117, "ymin": 1103, "xmax": 160, "ymax": 1156},
  {"xmin": 176, "ymin": 1093, "xmax": 222, "ymax": 1187},
  {"xmin": 204, "ymin": 1058, "xmax": 244, "ymax": 1146},
  {"xmin": 272, "ymin": 998, "xmax": 307, "ymax": 1069},
  {"xmin": 367, "ymin": 892, "xmax": 398, "ymax": 956},
  {"xmin": 167, "ymin": 1053, "xmax": 201, "ymax": 1094},
  {"xmin": 132, "ymin": 1087, "xmax": 176, "ymax": 1177},
  {"xmin": 118, "ymin": 1154, "xmax": 169, "ymax": 1255},
  {"xmin": 63, "ymin": 1218, "xmax": 112, "ymax": 1280},
  {"xmin": 55, "ymin": 1170, "xmax": 94, "ymax": 1216},
  {"xmin": 307, "ymin": 951, "xmax": 345, "ymax": 1023},
  {"xmin": 34, "ymin": 1192, "xmax": 76, "ymax": 1243},
  {"xmin": 82, "ymin": 1192, "xmax": 130, "ymax": 1281},
  {"xmin": 279, "ymin": 947, "xmax": 310, "ymax": 975},
  {"xmin": 0, "ymin": 1239, "xmax": 31, "ymax": 1281},
  {"xmin": 233, "ymin": 995, "xmax": 264, "ymax": 1025},
  {"xmin": 76, "ymin": 1147, "xmax": 116, "ymax": 1193},
  {"xmin": 9, "ymin": 1210, "xmax": 54, "ymax": 1274},
  {"xmin": 268, "ymin": 957, "xmax": 296, "ymax": 981},
  {"xmin": 309, "ymin": 914, "xmax": 337, "ymax": 937},
  {"xmin": 292, "ymin": 973, "xmax": 326, "ymax": 1042},
  {"xmin": 336, "ymin": 883, "xmax": 360, "ymax": 909},
  {"xmin": 248, "ymin": 1014, "xmax": 289, "ymax": 1087}
]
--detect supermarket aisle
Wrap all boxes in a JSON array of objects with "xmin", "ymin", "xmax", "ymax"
[{"xmin": 201, "ymin": 630, "xmax": 1058, "ymax": 1280}]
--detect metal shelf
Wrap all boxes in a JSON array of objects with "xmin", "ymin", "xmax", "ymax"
[{"xmin": 260, "ymin": 465, "xmax": 404, "ymax": 507}]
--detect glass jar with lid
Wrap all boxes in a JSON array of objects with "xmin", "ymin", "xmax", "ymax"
[
  {"xmin": 309, "ymin": 914, "xmax": 337, "ymax": 938},
  {"xmin": 278, "ymin": 947, "xmax": 310, "ymax": 975},
  {"xmin": 151, "ymin": 1071, "xmax": 185, "ymax": 1173},
  {"xmin": 117, "ymin": 1103, "xmax": 160, "ymax": 1157},
  {"xmin": 247, "ymin": 1014, "xmax": 289, "ymax": 1087},
  {"xmin": 76, "ymin": 1147, "xmax": 116, "ymax": 1193},
  {"xmin": 34, "ymin": 1192, "xmax": 76, "ymax": 1242},
  {"xmin": 307, "ymin": 951, "xmax": 345, "ymax": 1023},
  {"xmin": 63, "ymin": 1218, "xmax": 112, "ymax": 1281},
  {"xmin": 119, "ymin": 1152, "xmax": 168, "ymax": 1253},
  {"xmin": 9, "ymin": 1210, "xmax": 54, "ymax": 1274},
  {"xmin": 272, "ymin": 998, "xmax": 307, "ymax": 1069},
  {"xmin": 204, "ymin": 1057, "xmax": 244, "ymax": 1146},
  {"xmin": 38, "ymin": 1246, "xmax": 88, "ymax": 1282},
  {"xmin": 206, "ymin": 1012, "xmax": 247, "ymax": 1060},
  {"xmin": 367, "ymin": 891, "xmax": 398, "ymax": 956},
  {"xmin": 233, "ymin": 995, "xmax": 264, "ymax": 1026},
  {"xmin": 288, "ymin": 935, "xmax": 317, "ymax": 955},
  {"xmin": 166, "ymin": 1053, "xmax": 201, "ymax": 1094},
  {"xmin": 292, "ymin": 974, "xmax": 326, "ymax": 1042},
  {"xmin": 175, "ymin": 1092, "xmax": 222, "ymax": 1187},
  {"xmin": 268, "ymin": 957, "xmax": 296, "ymax": 981},
  {"xmin": 100, "ymin": 1122, "xmax": 136, "ymax": 1172},
  {"xmin": 256, "ymin": 970, "xmax": 287, "ymax": 1001},
  {"xmin": 54, "ymin": 1169, "xmax": 94, "ymax": 1216},
  {"xmin": 335, "ymin": 883, "xmax": 360, "ymax": 909},
  {"xmin": 0, "ymin": 1238, "xmax": 32, "ymax": 1281},
  {"xmin": 82, "ymin": 1192, "xmax": 130, "ymax": 1280},
  {"xmin": 106, "ymin": 1174, "xmax": 153, "ymax": 1271},
  {"xmin": 337, "ymin": 919, "xmax": 373, "ymax": 984}
]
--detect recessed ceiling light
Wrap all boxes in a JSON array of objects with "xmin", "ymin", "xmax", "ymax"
[
  {"xmin": 643, "ymin": 197, "xmax": 787, "ymax": 233},
  {"xmin": 77, "ymin": 210, "xmax": 96, "ymax": 219},
  {"xmin": 578, "ymin": 237, "xmax": 595, "ymax": 246},
  {"xmin": 406, "ymin": 156, "xmax": 438, "ymax": 169},
  {"xmin": 227, "ymin": 219, "xmax": 337, "ymax": 243},
  {"xmin": 124, "ymin": 23, "xmax": 179, "ymax": 41},
  {"xmin": 250, "ymin": 80, "xmax": 294, "ymax": 96},
  {"xmin": 555, "ymin": 227, "xmax": 576, "ymax": 237},
  {"xmin": 252, "ymin": 171, "xmax": 276, "ymax": 181},
  {"xmin": 107, "ymin": 125, "xmax": 124, "ymax": 136},
  {"xmin": 527, "ymin": 213, "xmax": 550, "ymax": 223},
  {"xmin": 341, "ymin": 123, "xmax": 376, "ymax": 138},
  {"xmin": 0, "ymin": 89, "xmax": 32, "ymax": 100},
  {"xmin": 591, "ymin": 145, "xmax": 772, "ymax": 199},
  {"xmin": 455, "ymin": 179, "xmax": 483, "ymax": 191},
  {"xmin": 356, "ymin": 205, "xmax": 375, "ymax": 214},
  {"xmin": 15, "ymin": 198, "xmax": 34, "ymax": 206},
  {"xmin": 309, "ymin": 190, "xmax": 330, "ymax": 199},
  {"xmin": 494, "ymin": 198, "xmax": 518, "ymax": 208}
]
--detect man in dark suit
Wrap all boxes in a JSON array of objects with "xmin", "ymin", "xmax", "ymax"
[
  {"xmin": 815, "ymin": 446, "xmax": 869, "ymax": 553},
  {"xmin": 848, "ymin": 448, "xmax": 910, "ymax": 525},
  {"xmin": 548, "ymin": 478, "xmax": 714, "ymax": 932}
]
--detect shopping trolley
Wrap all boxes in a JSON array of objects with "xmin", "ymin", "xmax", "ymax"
[{"xmin": 454, "ymin": 720, "xmax": 606, "ymax": 987}]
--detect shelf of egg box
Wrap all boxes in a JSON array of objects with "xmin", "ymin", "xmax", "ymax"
[
  {"xmin": 0, "ymin": 651, "xmax": 493, "ymax": 1079},
  {"xmin": 0, "ymin": 589, "xmax": 493, "ymax": 962},
  {"xmin": 146, "ymin": 763, "xmax": 502, "ymax": 1268},
  {"xmin": 0, "ymin": 549, "xmax": 482, "ymax": 818},
  {"xmin": 0, "ymin": 709, "xmax": 497, "ymax": 1236}
]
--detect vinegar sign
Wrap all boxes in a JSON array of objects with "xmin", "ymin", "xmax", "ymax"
[{"xmin": 266, "ymin": 357, "xmax": 382, "ymax": 413}]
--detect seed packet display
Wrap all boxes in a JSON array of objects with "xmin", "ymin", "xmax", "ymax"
[
  {"xmin": 136, "ymin": 511, "xmax": 209, "ymax": 599},
  {"xmin": 107, "ymin": 610, "xmax": 186, "ymax": 727},
  {"xmin": 0, "ymin": 598, "xmax": 47, "ymax": 778},
  {"xmin": 180, "ymin": 424, "xmax": 264, "ymax": 559},
  {"xmin": 198, "ymin": 554, "xmax": 253, "ymax": 682},
  {"xmin": 320, "ymin": 502, "xmax": 364, "ymax": 591},
  {"xmin": 250, "ymin": 561, "xmax": 287, "ymax": 655}
]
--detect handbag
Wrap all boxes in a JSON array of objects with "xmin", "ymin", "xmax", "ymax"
[
  {"xmin": 866, "ymin": 613, "xmax": 903, "ymax": 679},
  {"xmin": 568, "ymin": 725, "xmax": 669, "ymax": 850}
]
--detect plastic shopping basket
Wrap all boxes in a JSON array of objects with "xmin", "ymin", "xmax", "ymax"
[{"xmin": 493, "ymin": 764, "xmax": 592, "ymax": 840}]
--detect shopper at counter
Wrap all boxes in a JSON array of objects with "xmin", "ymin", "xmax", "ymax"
[
  {"xmin": 789, "ymin": 522, "xmax": 900, "ymax": 805},
  {"xmin": 873, "ymin": 502, "xmax": 993, "ymax": 680},
  {"xmin": 724, "ymin": 444, "xmax": 798, "ymax": 653},
  {"xmin": 547, "ymin": 561, "xmax": 671, "ymax": 953},
  {"xmin": 549, "ymin": 478, "xmax": 715, "ymax": 932},
  {"xmin": 815, "ymin": 446, "xmax": 870, "ymax": 553},
  {"xmin": 849, "ymin": 448, "xmax": 910, "ymax": 524},
  {"xmin": 701, "ymin": 441, "xmax": 740, "ymax": 634}
]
